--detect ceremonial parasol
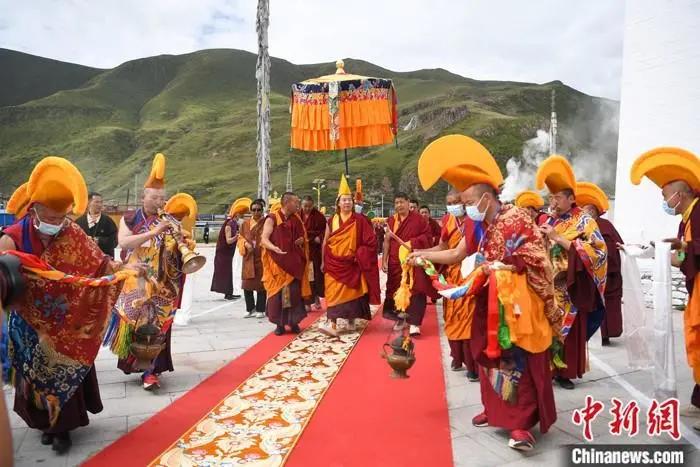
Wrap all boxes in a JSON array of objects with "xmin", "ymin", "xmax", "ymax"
[{"xmin": 290, "ymin": 60, "xmax": 398, "ymax": 175}]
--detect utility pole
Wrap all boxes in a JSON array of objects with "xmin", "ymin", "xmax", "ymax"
[
  {"xmin": 549, "ymin": 88, "xmax": 557, "ymax": 155},
  {"xmin": 286, "ymin": 161, "xmax": 293, "ymax": 192}
]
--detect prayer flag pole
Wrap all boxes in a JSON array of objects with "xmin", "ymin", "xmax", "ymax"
[{"xmin": 255, "ymin": 0, "xmax": 271, "ymax": 202}]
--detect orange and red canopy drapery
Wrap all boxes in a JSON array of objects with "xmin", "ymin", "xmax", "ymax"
[{"xmin": 290, "ymin": 76, "xmax": 398, "ymax": 152}]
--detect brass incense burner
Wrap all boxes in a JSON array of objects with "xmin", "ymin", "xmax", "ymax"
[
  {"xmin": 130, "ymin": 323, "xmax": 165, "ymax": 370},
  {"xmin": 381, "ymin": 322, "xmax": 416, "ymax": 379}
]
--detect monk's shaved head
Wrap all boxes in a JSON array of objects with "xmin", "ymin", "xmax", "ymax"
[
  {"xmin": 446, "ymin": 189, "xmax": 461, "ymax": 205},
  {"xmin": 664, "ymin": 180, "xmax": 693, "ymax": 195}
]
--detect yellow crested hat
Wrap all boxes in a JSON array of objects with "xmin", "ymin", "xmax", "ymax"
[
  {"xmin": 418, "ymin": 135, "xmax": 503, "ymax": 191},
  {"xmin": 6, "ymin": 182, "xmax": 31, "ymax": 219},
  {"xmin": 165, "ymin": 193, "xmax": 198, "ymax": 232},
  {"xmin": 535, "ymin": 155, "xmax": 576, "ymax": 194},
  {"xmin": 630, "ymin": 147, "xmax": 700, "ymax": 192},
  {"xmin": 338, "ymin": 174, "xmax": 352, "ymax": 198},
  {"xmin": 9, "ymin": 157, "xmax": 88, "ymax": 216},
  {"xmin": 229, "ymin": 197, "xmax": 252, "ymax": 217},
  {"xmin": 514, "ymin": 190, "xmax": 544, "ymax": 209},
  {"xmin": 576, "ymin": 182, "xmax": 609, "ymax": 214},
  {"xmin": 144, "ymin": 153, "xmax": 166, "ymax": 189},
  {"xmin": 165, "ymin": 193, "xmax": 198, "ymax": 222},
  {"xmin": 270, "ymin": 201, "xmax": 282, "ymax": 213}
]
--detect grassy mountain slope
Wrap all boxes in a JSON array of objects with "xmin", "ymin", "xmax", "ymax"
[{"xmin": 0, "ymin": 48, "xmax": 618, "ymax": 212}]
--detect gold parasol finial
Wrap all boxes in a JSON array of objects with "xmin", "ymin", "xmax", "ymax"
[{"xmin": 335, "ymin": 59, "xmax": 346, "ymax": 75}]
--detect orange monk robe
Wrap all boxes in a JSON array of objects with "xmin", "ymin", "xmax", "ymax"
[
  {"xmin": 440, "ymin": 213, "xmax": 478, "ymax": 340},
  {"xmin": 440, "ymin": 213, "xmax": 479, "ymax": 372},
  {"xmin": 324, "ymin": 212, "xmax": 381, "ymax": 321},
  {"xmin": 678, "ymin": 198, "xmax": 700, "ymax": 408},
  {"xmin": 262, "ymin": 211, "xmax": 309, "ymax": 326}
]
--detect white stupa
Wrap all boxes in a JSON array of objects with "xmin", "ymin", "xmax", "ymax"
[{"xmin": 613, "ymin": 0, "xmax": 700, "ymax": 243}]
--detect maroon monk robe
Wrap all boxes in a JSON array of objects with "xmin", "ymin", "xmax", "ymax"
[
  {"xmin": 383, "ymin": 211, "xmax": 437, "ymax": 326},
  {"xmin": 302, "ymin": 207, "xmax": 326, "ymax": 300},
  {"xmin": 210, "ymin": 218, "xmax": 238, "ymax": 295},
  {"xmin": 597, "ymin": 218, "xmax": 624, "ymax": 339},
  {"xmin": 678, "ymin": 200, "xmax": 700, "ymax": 409},
  {"xmin": 264, "ymin": 212, "xmax": 308, "ymax": 327},
  {"xmin": 429, "ymin": 217, "xmax": 442, "ymax": 246},
  {"xmin": 470, "ymin": 257, "xmax": 557, "ymax": 433},
  {"xmin": 555, "ymin": 247, "xmax": 599, "ymax": 380},
  {"xmin": 3, "ymin": 221, "xmax": 103, "ymax": 434}
]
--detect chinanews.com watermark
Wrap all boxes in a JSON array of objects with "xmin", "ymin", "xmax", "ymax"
[{"xmin": 562, "ymin": 396, "xmax": 698, "ymax": 466}]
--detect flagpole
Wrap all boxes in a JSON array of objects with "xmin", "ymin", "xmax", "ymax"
[{"xmin": 256, "ymin": 0, "xmax": 271, "ymax": 202}]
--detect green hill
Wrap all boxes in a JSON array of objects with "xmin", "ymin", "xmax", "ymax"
[{"xmin": 0, "ymin": 48, "xmax": 619, "ymax": 213}]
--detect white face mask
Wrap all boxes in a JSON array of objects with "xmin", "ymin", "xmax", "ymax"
[
  {"xmin": 465, "ymin": 194, "xmax": 488, "ymax": 222},
  {"xmin": 33, "ymin": 210, "xmax": 65, "ymax": 236},
  {"xmin": 446, "ymin": 204, "xmax": 465, "ymax": 217},
  {"xmin": 354, "ymin": 204, "xmax": 363, "ymax": 214}
]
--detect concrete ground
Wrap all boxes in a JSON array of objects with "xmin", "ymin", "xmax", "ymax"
[{"xmin": 5, "ymin": 246, "xmax": 700, "ymax": 466}]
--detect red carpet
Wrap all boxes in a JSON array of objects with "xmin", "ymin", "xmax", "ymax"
[
  {"xmin": 286, "ymin": 306, "xmax": 453, "ymax": 467},
  {"xmin": 84, "ymin": 306, "xmax": 453, "ymax": 466},
  {"xmin": 83, "ymin": 311, "xmax": 323, "ymax": 466}
]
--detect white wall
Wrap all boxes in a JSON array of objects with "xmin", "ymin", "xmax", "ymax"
[{"xmin": 613, "ymin": 0, "xmax": 700, "ymax": 243}]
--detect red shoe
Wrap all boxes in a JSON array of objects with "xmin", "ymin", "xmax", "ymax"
[
  {"xmin": 508, "ymin": 430, "xmax": 535, "ymax": 451},
  {"xmin": 143, "ymin": 373, "xmax": 160, "ymax": 391},
  {"xmin": 472, "ymin": 412, "xmax": 488, "ymax": 427}
]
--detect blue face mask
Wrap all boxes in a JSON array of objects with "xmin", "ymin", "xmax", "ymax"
[
  {"xmin": 446, "ymin": 204, "xmax": 465, "ymax": 217},
  {"xmin": 662, "ymin": 192, "xmax": 680, "ymax": 216}
]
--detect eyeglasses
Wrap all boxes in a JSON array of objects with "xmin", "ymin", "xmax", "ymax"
[{"xmin": 250, "ymin": 208, "xmax": 263, "ymax": 212}]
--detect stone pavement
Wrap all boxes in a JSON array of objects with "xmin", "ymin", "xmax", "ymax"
[{"xmin": 5, "ymin": 246, "xmax": 700, "ymax": 466}]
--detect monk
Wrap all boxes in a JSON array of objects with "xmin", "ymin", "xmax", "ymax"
[
  {"xmin": 0, "ymin": 157, "xmax": 131, "ymax": 454},
  {"xmin": 630, "ymin": 147, "xmax": 700, "ymax": 430},
  {"xmin": 413, "ymin": 135, "xmax": 562, "ymax": 451},
  {"xmin": 301, "ymin": 195, "xmax": 326, "ymax": 311},
  {"xmin": 239, "ymin": 199, "xmax": 267, "ymax": 318},
  {"xmin": 536, "ymin": 156, "xmax": 607, "ymax": 390},
  {"xmin": 409, "ymin": 199, "xmax": 419, "ymax": 212},
  {"xmin": 420, "ymin": 190, "xmax": 479, "ymax": 379},
  {"xmin": 261, "ymin": 192, "xmax": 310, "ymax": 335},
  {"xmin": 382, "ymin": 193, "xmax": 437, "ymax": 336},
  {"xmin": 113, "ymin": 153, "xmax": 184, "ymax": 391},
  {"xmin": 410, "ymin": 183, "xmax": 558, "ymax": 451},
  {"xmin": 665, "ymin": 181, "xmax": 700, "ymax": 428},
  {"xmin": 515, "ymin": 190, "xmax": 548, "ymax": 226},
  {"xmin": 319, "ymin": 177, "xmax": 380, "ymax": 337},
  {"xmin": 579, "ymin": 183, "xmax": 623, "ymax": 347},
  {"xmin": 419, "ymin": 205, "xmax": 442, "ymax": 246},
  {"xmin": 211, "ymin": 200, "xmax": 246, "ymax": 300}
]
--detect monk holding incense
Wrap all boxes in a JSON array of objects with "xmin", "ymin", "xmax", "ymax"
[
  {"xmin": 410, "ymin": 135, "xmax": 559, "ymax": 451},
  {"xmin": 382, "ymin": 193, "xmax": 437, "ymax": 336}
]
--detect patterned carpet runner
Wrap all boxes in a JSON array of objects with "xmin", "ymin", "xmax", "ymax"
[{"xmin": 152, "ymin": 316, "xmax": 368, "ymax": 466}]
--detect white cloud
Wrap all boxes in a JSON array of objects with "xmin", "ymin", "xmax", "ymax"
[{"xmin": 0, "ymin": 0, "xmax": 624, "ymax": 98}]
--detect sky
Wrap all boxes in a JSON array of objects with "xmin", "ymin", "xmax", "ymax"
[{"xmin": 0, "ymin": 0, "xmax": 625, "ymax": 99}]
